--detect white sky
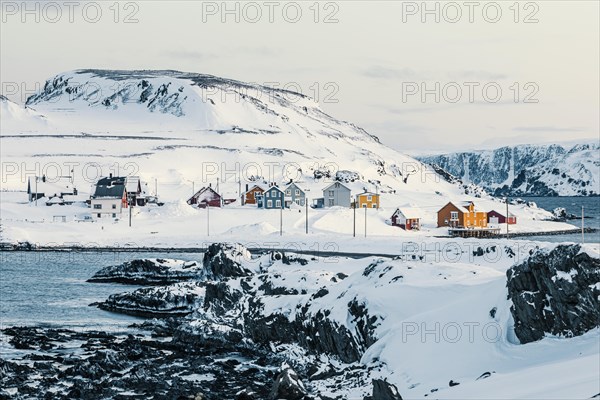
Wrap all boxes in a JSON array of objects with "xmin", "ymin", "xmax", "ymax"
[{"xmin": 1, "ymin": 0, "xmax": 598, "ymax": 152}]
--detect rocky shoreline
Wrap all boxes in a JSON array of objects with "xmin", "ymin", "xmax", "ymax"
[{"xmin": 2, "ymin": 242, "xmax": 599, "ymax": 399}]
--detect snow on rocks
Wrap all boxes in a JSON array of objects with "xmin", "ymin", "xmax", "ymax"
[
  {"xmin": 94, "ymin": 281, "xmax": 206, "ymax": 317},
  {"xmin": 507, "ymin": 244, "xmax": 600, "ymax": 343},
  {"xmin": 88, "ymin": 258, "xmax": 202, "ymax": 285}
]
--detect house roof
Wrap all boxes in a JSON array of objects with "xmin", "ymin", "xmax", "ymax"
[
  {"xmin": 125, "ymin": 176, "xmax": 141, "ymax": 193},
  {"xmin": 29, "ymin": 178, "xmax": 76, "ymax": 197},
  {"xmin": 356, "ymin": 191, "xmax": 379, "ymax": 197},
  {"xmin": 394, "ymin": 207, "xmax": 421, "ymax": 219},
  {"xmin": 46, "ymin": 196, "xmax": 65, "ymax": 204},
  {"xmin": 285, "ymin": 183, "xmax": 305, "ymax": 193},
  {"xmin": 322, "ymin": 181, "xmax": 351, "ymax": 192},
  {"xmin": 93, "ymin": 176, "xmax": 126, "ymax": 198},
  {"xmin": 265, "ymin": 185, "xmax": 284, "ymax": 194},
  {"xmin": 190, "ymin": 186, "xmax": 221, "ymax": 202},
  {"xmin": 489, "ymin": 210, "xmax": 516, "ymax": 217}
]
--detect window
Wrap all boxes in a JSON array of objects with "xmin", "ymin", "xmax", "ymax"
[
  {"xmin": 372, "ymin": 204, "xmax": 377, "ymax": 208},
  {"xmin": 367, "ymin": 195, "xmax": 372, "ymax": 201},
  {"xmin": 362, "ymin": 204, "xmax": 367, "ymax": 208},
  {"xmin": 266, "ymin": 192, "xmax": 270, "ymax": 198},
  {"xmin": 328, "ymin": 190, "xmax": 334, "ymax": 197},
  {"xmin": 112, "ymin": 213, "xmax": 116, "ymax": 218},
  {"xmin": 450, "ymin": 211, "xmax": 459, "ymax": 220},
  {"xmin": 328, "ymin": 199, "xmax": 334, "ymax": 206},
  {"xmin": 276, "ymin": 200, "xmax": 281, "ymax": 207},
  {"xmin": 267, "ymin": 200, "xmax": 273, "ymax": 207},
  {"xmin": 286, "ymin": 190, "xmax": 291, "ymax": 195},
  {"xmin": 295, "ymin": 189, "xmax": 300, "ymax": 195},
  {"xmin": 93, "ymin": 204, "xmax": 102, "ymax": 209},
  {"xmin": 112, "ymin": 204, "xmax": 117, "ymax": 209},
  {"xmin": 97, "ymin": 213, "xmax": 101, "ymax": 218}
]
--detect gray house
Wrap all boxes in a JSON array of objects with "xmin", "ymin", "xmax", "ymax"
[
  {"xmin": 322, "ymin": 182, "xmax": 351, "ymax": 208},
  {"xmin": 284, "ymin": 183, "xmax": 306, "ymax": 207}
]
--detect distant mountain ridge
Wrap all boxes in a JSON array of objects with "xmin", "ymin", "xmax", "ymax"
[{"xmin": 417, "ymin": 143, "xmax": 600, "ymax": 196}]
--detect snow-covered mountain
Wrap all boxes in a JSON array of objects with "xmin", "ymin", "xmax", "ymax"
[
  {"xmin": 1, "ymin": 69, "xmax": 515, "ymax": 220},
  {"xmin": 417, "ymin": 143, "xmax": 600, "ymax": 197},
  {"xmin": 0, "ymin": 94, "xmax": 48, "ymax": 131}
]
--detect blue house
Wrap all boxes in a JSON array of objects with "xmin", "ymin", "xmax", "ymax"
[
  {"xmin": 257, "ymin": 186, "xmax": 285, "ymax": 209},
  {"xmin": 284, "ymin": 183, "xmax": 306, "ymax": 207}
]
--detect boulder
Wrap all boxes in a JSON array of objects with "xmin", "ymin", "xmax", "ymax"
[
  {"xmin": 269, "ymin": 365, "xmax": 307, "ymax": 400},
  {"xmin": 507, "ymin": 244, "xmax": 600, "ymax": 343},
  {"xmin": 371, "ymin": 379, "xmax": 402, "ymax": 400}
]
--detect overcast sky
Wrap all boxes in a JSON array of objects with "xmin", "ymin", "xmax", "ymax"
[{"xmin": 1, "ymin": 0, "xmax": 598, "ymax": 153}]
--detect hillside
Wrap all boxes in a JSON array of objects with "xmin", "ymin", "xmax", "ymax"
[
  {"xmin": 0, "ymin": 69, "xmax": 572, "ymax": 246},
  {"xmin": 417, "ymin": 143, "xmax": 600, "ymax": 197}
]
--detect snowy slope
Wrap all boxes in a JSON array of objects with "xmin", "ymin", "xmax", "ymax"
[
  {"xmin": 417, "ymin": 143, "xmax": 600, "ymax": 196},
  {"xmin": 0, "ymin": 94, "xmax": 48, "ymax": 132},
  {"xmin": 0, "ymin": 69, "xmax": 569, "ymax": 246}
]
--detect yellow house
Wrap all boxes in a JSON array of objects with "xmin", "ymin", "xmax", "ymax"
[{"xmin": 356, "ymin": 192, "xmax": 380, "ymax": 209}]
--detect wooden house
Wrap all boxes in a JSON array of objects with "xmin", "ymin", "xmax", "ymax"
[
  {"xmin": 391, "ymin": 208, "xmax": 421, "ymax": 230},
  {"xmin": 284, "ymin": 183, "xmax": 306, "ymax": 207},
  {"xmin": 188, "ymin": 186, "xmax": 222, "ymax": 208},
  {"xmin": 437, "ymin": 201, "xmax": 487, "ymax": 228},
  {"xmin": 488, "ymin": 210, "xmax": 517, "ymax": 225},
  {"xmin": 322, "ymin": 182, "xmax": 351, "ymax": 208},
  {"xmin": 258, "ymin": 186, "xmax": 285, "ymax": 209},
  {"xmin": 28, "ymin": 175, "xmax": 77, "ymax": 203},
  {"xmin": 243, "ymin": 184, "xmax": 265, "ymax": 205},
  {"xmin": 356, "ymin": 191, "xmax": 380, "ymax": 209},
  {"xmin": 90, "ymin": 175, "xmax": 128, "ymax": 219}
]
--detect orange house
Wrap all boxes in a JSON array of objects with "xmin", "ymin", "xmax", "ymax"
[
  {"xmin": 437, "ymin": 201, "xmax": 488, "ymax": 228},
  {"xmin": 243, "ymin": 185, "xmax": 265, "ymax": 205},
  {"xmin": 356, "ymin": 192, "xmax": 380, "ymax": 209}
]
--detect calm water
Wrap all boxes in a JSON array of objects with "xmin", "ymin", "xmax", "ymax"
[
  {"xmin": 0, "ymin": 251, "xmax": 204, "ymax": 331},
  {"xmin": 516, "ymin": 196, "xmax": 600, "ymax": 244}
]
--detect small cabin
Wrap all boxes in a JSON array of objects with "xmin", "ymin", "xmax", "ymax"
[
  {"xmin": 488, "ymin": 210, "xmax": 517, "ymax": 225},
  {"xmin": 258, "ymin": 186, "xmax": 285, "ymax": 209},
  {"xmin": 188, "ymin": 186, "xmax": 222, "ymax": 208},
  {"xmin": 391, "ymin": 208, "xmax": 421, "ymax": 230},
  {"xmin": 243, "ymin": 184, "xmax": 265, "ymax": 205},
  {"xmin": 284, "ymin": 183, "xmax": 306, "ymax": 207},
  {"xmin": 437, "ymin": 201, "xmax": 487, "ymax": 228},
  {"xmin": 356, "ymin": 191, "xmax": 380, "ymax": 209}
]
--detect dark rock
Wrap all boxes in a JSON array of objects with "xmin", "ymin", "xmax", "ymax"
[
  {"xmin": 476, "ymin": 372, "xmax": 492, "ymax": 380},
  {"xmin": 88, "ymin": 258, "xmax": 201, "ymax": 285},
  {"xmin": 203, "ymin": 243, "xmax": 254, "ymax": 280},
  {"xmin": 372, "ymin": 379, "xmax": 402, "ymax": 400},
  {"xmin": 449, "ymin": 380, "xmax": 460, "ymax": 387},
  {"xmin": 507, "ymin": 244, "xmax": 600, "ymax": 344},
  {"xmin": 269, "ymin": 366, "xmax": 307, "ymax": 400}
]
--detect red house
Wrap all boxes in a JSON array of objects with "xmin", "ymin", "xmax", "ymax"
[
  {"xmin": 488, "ymin": 210, "xmax": 517, "ymax": 225},
  {"xmin": 391, "ymin": 208, "xmax": 421, "ymax": 230},
  {"xmin": 187, "ymin": 186, "xmax": 222, "ymax": 208}
]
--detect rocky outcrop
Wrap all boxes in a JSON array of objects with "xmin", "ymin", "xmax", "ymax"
[
  {"xmin": 366, "ymin": 379, "xmax": 403, "ymax": 400},
  {"xmin": 88, "ymin": 258, "xmax": 201, "ymax": 285},
  {"xmin": 269, "ymin": 365, "xmax": 308, "ymax": 400},
  {"xmin": 94, "ymin": 282, "xmax": 205, "ymax": 317},
  {"xmin": 202, "ymin": 243, "xmax": 256, "ymax": 280},
  {"xmin": 507, "ymin": 244, "xmax": 600, "ymax": 343}
]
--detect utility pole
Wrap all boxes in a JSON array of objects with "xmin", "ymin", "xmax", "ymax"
[
  {"xmin": 582, "ymin": 206, "xmax": 585, "ymax": 244},
  {"xmin": 305, "ymin": 200, "xmax": 308, "ymax": 234},
  {"xmin": 364, "ymin": 205, "xmax": 367, "ymax": 238},
  {"xmin": 353, "ymin": 201, "xmax": 356, "ymax": 237},
  {"xmin": 129, "ymin": 201, "xmax": 132, "ymax": 227},
  {"xmin": 280, "ymin": 206, "xmax": 283, "ymax": 236},
  {"xmin": 35, "ymin": 176, "xmax": 38, "ymax": 206},
  {"xmin": 506, "ymin": 197, "xmax": 509, "ymax": 238}
]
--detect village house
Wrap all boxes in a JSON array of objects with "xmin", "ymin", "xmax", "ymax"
[
  {"xmin": 391, "ymin": 208, "xmax": 421, "ymax": 230},
  {"xmin": 258, "ymin": 185, "xmax": 285, "ymax": 209},
  {"xmin": 356, "ymin": 191, "xmax": 380, "ymax": 209},
  {"xmin": 284, "ymin": 182, "xmax": 306, "ymax": 207},
  {"xmin": 28, "ymin": 175, "xmax": 77, "ymax": 203},
  {"xmin": 90, "ymin": 175, "xmax": 128, "ymax": 219},
  {"xmin": 125, "ymin": 176, "xmax": 147, "ymax": 206},
  {"xmin": 488, "ymin": 210, "xmax": 517, "ymax": 225},
  {"xmin": 242, "ymin": 184, "xmax": 265, "ymax": 205},
  {"xmin": 437, "ymin": 201, "xmax": 488, "ymax": 228},
  {"xmin": 320, "ymin": 182, "xmax": 352, "ymax": 208},
  {"xmin": 188, "ymin": 186, "xmax": 222, "ymax": 208}
]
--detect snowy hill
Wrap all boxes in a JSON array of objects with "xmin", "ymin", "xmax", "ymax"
[
  {"xmin": 0, "ymin": 94, "xmax": 48, "ymax": 132},
  {"xmin": 0, "ymin": 69, "xmax": 574, "ymax": 246},
  {"xmin": 417, "ymin": 143, "xmax": 600, "ymax": 197}
]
